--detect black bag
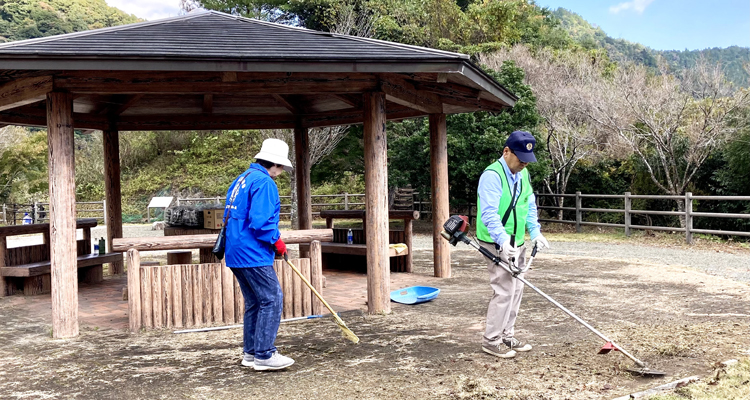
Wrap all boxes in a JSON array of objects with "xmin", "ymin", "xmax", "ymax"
[{"xmin": 212, "ymin": 224, "xmax": 227, "ymax": 260}]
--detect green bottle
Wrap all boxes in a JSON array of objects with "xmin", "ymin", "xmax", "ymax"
[{"xmin": 98, "ymin": 237, "xmax": 106, "ymax": 255}]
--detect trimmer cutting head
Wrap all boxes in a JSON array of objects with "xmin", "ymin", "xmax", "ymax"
[
  {"xmin": 625, "ymin": 367, "xmax": 667, "ymax": 377},
  {"xmin": 599, "ymin": 341, "xmax": 618, "ymax": 354}
]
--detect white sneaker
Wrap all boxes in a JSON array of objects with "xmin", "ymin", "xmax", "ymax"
[
  {"xmin": 241, "ymin": 352, "xmax": 254, "ymax": 367},
  {"xmin": 482, "ymin": 343, "xmax": 517, "ymax": 359},
  {"xmin": 253, "ymin": 351, "xmax": 295, "ymax": 371},
  {"xmin": 503, "ymin": 337, "xmax": 532, "ymax": 352}
]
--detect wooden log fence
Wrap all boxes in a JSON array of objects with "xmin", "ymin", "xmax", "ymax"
[
  {"xmin": 116, "ymin": 229, "xmax": 330, "ymax": 332},
  {"xmin": 536, "ymin": 192, "xmax": 750, "ymax": 244}
]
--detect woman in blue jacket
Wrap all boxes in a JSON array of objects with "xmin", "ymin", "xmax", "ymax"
[{"xmin": 224, "ymin": 138, "xmax": 294, "ymax": 371}]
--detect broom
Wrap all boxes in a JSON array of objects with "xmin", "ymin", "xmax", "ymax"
[{"xmin": 283, "ymin": 254, "xmax": 360, "ymax": 344}]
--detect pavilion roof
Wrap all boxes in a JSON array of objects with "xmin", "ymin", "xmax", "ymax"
[{"xmin": 0, "ymin": 11, "xmax": 517, "ymax": 131}]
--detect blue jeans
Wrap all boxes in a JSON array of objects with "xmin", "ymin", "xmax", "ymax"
[{"xmin": 230, "ymin": 266, "xmax": 283, "ymax": 360}]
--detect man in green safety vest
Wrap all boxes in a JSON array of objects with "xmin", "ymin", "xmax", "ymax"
[{"xmin": 476, "ymin": 130, "xmax": 550, "ymax": 359}]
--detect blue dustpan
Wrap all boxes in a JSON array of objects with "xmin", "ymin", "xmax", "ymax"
[{"xmin": 390, "ymin": 286, "xmax": 440, "ymax": 304}]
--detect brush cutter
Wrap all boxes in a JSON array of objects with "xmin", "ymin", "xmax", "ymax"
[
  {"xmin": 441, "ymin": 215, "xmax": 664, "ymax": 377},
  {"xmin": 283, "ymin": 254, "xmax": 360, "ymax": 344}
]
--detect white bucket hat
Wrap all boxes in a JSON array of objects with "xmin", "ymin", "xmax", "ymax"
[{"xmin": 254, "ymin": 138, "xmax": 293, "ymax": 172}]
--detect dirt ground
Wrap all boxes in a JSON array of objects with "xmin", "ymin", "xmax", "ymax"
[{"xmin": 1, "ymin": 247, "xmax": 749, "ymax": 400}]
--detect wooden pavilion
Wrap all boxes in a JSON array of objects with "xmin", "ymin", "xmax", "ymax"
[{"xmin": 0, "ymin": 10, "xmax": 516, "ymax": 338}]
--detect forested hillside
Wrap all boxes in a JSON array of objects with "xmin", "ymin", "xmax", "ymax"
[
  {"xmin": 0, "ymin": 0, "xmax": 139, "ymax": 42},
  {"xmin": 0, "ymin": 0, "xmax": 748, "ymax": 233},
  {"xmin": 552, "ymin": 8, "xmax": 750, "ymax": 88}
]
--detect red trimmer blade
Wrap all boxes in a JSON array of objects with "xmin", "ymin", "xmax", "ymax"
[{"xmin": 599, "ymin": 341, "xmax": 618, "ymax": 354}]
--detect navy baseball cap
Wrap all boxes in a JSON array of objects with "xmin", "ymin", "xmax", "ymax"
[{"xmin": 504, "ymin": 131, "xmax": 537, "ymax": 163}]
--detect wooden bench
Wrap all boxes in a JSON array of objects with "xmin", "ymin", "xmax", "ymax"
[
  {"xmin": 303, "ymin": 210, "xmax": 418, "ymax": 273},
  {"xmin": 0, "ymin": 219, "xmax": 123, "ymax": 296}
]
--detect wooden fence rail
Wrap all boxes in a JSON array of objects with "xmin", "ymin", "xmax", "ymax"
[{"xmin": 537, "ymin": 192, "xmax": 750, "ymax": 244}]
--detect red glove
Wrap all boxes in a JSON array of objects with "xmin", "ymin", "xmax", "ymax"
[{"xmin": 273, "ymin": 238, "xmax": 287, "ymax": 256}]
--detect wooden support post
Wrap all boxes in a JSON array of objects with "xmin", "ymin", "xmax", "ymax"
[
  {"xmin": 212, "ymin": 263, "xmax": 222, "ymax": 323},
  {"xmin": 310, "ymin": 240, "xmax": 323, "ymax": 315},
  {"xmin": 295, "ymin": 122, "xmax": 312, "ymax": 258},
  {"xmin": 429, "ymin": 113, "xmax": 450, "ymax": 278},
  {"xmin": 575, "ymin": 191, "xmax": 582, "ymax": 233},
  {"xmin": 47, "ymin": 91, "xmax": 79, "ymax": 338},
  {"xmin": 127, "ymin": 249, "xmax": 141, "ymax": 332},
  {"xmin": 163, "ymin": 266, "xmax": 173, "ymax": 329},
  {"xmin": 221, "ymin": 261, "xmax": 235, "ymax": 324},
  {"xmin": 103, "ymin": 129, "xmax": 124, "ymax": 274},
  {"xmin": 192, "ymin": 265, "xmax": 203, "ymax": 326},
  {"xmin": 0, "ymin": 235, "xmax": 6, "ymax": 297},
  {"xmin": 182, "ymin": 265, "xmax": 193, "ymax": 327},
  {"xmin": 404, "ymin": 219, "xmax": 413, "ymax": 273},
  {"xmin": 282, "ymin": 259, "xmax": 293, "ymax": 319},
  {"xmin": 172, "ymin": 264, "xmax": 183, "ymax": 328},
  {"xmin": 363, "ymin": 91, "xmax": 390, "ymax": 314},
  {"xmin": 292, "ymin": 258, "xmax": 303, "ymax": 317},
  {"xmin": 152, "ymin": 267, "xmax": 163, "ymax": 328},
  {"xmin": 300, "ymin": 258, "xmax": 312, "ymax": 316},
  {"xmin": 624, "ymin": 192, "xmax": 631, "ymax": 237},
  {"xmin": 141, "ymin": 265, "xmax": 153, "ymax": 328},
  {"xmin": 685, "ymin": 192, "xmax": 693, "ymax": 245}
]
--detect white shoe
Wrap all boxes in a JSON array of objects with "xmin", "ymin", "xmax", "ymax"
[
  {"xmin": 241, "ymin": 352, "xmax": 254, "ymax": 367},
  {"xmin": 503, "ymin": 337, "xmax": 532, "ymax": 352},
  {"xmin": 482, "ymin": 343, "xmax": 517, "ymax": 359},
  {"xmin": 253, "ymin": 351, "xmax": 295, "ymax": 371}
]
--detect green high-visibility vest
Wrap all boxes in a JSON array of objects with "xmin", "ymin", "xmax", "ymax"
[{"xmin": 476, "ymin": 160, "xmax": 533, "ymax": 246}]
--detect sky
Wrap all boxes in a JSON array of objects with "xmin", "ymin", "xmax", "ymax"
[
  {"xmin": 536, "ymin": 0, "xmax": 750, "ymax": 51},
  {"xmin": 106, "ymin": 0, "xmax": 750, "ymax": 51}
]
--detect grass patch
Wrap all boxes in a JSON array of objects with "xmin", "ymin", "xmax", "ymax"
[{"xmin": 647, "ymin": 358, "xmax": 750, "ymax": 400}]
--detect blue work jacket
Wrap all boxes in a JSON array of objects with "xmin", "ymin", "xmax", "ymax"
[{"xmin": 224, "ymin": 163, "xmax": 281, "ymax": 268}]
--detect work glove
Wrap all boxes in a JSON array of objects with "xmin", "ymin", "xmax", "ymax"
[
  {"xmin": 273, "ymin": 238, "xmax": 287, "ymax": 257},
  {"xmin": 531, "ymin": 234, "xmax": 550, "ymax": 250},
  {"xmin": 498, "ymin": 240, "xmax": 517, "ymax": 266}
]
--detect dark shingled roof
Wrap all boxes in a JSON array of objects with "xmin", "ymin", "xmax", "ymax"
[{"xmin": 0, "ymin": 10, "xmax": 468, "ymax": 62}]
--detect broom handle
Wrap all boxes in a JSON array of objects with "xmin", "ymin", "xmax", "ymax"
[{"xmin": 283, "ymin": 254, "xmax": 339, "ymax": 320}]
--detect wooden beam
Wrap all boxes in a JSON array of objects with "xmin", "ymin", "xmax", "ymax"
[
  {"xmin": 294, "ymin": 123, "xmax": 312, "ymax": 232},
  {"xmin": 112, "ymin": 114, "xmax": 297, "ymax": 131},
  {"xmin": 202, "ymin": 94, "xmax": 213, "ymax": 114},
  {"xmin": 54, "ymin": 71, "xmax": 379, "ymax": 95},
  {"xmin": 0, "ymin": 107, "xmax": 110, "ymax": 130},
  {"xmin": 47, "ymin": 91, "xmax": 79, "ymax": 338},
  {"xmin": 363, "ymin": 91, "xmax": 390, "ymax": 314},
  {"xmin": 108, "ymin": 94, "xmax": 143, "ymax": 116},
  {"xmin": 112, "ymin": 229, "xmax": 334, "ymax": 251},
  {"xmin": 272, "ymin": 94, "xmax": 300, "ymax": 114},
  {"xmin": 329, "ymin": 94, "xmax": 362, "ymax": 109},
  {"xmin": 0, "ymin": 76, "xmax": 52, "ymax": 112},
  {"xmin": 380, "ymin": 75, "xmax": 443, "ymax": 114},
  {"xmin": 415, "ymin": 81, "xmax": 509, "ymax": 111},
  {"xmin": 103, "ymin": 129, "xmax": 124, "ymax": 275},
  {"xmin": 429, "ymin": 113, "xmax": 451, "ymax": 278}
]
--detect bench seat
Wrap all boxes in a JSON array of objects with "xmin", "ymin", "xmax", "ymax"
[
  {"xmin": 1, "ymin": 252, "xmax": 123, "ymax": 296},
  {"xmin": 1, "ymin": 252, "xmax": 123, "ymax": 277}
]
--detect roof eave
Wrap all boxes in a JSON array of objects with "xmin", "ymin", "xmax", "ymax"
[{"xmin": 0, "ymin": 57, "xmax": 516, "ymax": 107}]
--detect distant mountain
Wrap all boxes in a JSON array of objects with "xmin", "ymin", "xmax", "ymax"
[
  {"xmin": 552, "ymin": 8, "xmax": 750, "ymax": 88},
  {"xmin": 0, "ymin": 0, "xmax": 140, "ymax": 43}
]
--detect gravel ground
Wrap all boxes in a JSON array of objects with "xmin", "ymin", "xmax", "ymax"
[{"xmin": 410, "ymin": 232, "xmax": 750, "ymax": 284}]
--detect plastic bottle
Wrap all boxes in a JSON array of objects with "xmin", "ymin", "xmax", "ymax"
[
  {"xmin": 98, "ymin": 237, "xmax": 106, "ymax": 255},
  {"xmin": 347, "ymin": 229, "xmax": 353, "ymax": 245},
  {"xmin": 93, "ymin": 244, "xmax": 99, "ymax": 255},
  {"xmin": 22, "ymin": 212, "xmax": 32, "ymax": 225}
]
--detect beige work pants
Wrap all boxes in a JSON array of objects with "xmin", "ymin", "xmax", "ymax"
[{"xmin": 480, "ymin": 241, "xmax": 527, "ymax": 347}]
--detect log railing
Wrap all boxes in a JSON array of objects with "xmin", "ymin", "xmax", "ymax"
[{"xmin": 114, "ymin": 229, "xmax": 332, "ymax": 332}]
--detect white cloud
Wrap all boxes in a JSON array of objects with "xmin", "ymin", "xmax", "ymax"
[
  {"xmin": 106, "ymin": 0, "xmax": 182, "ymax": 21},
  {"xmin": 609, "ymin": 0, "xmax": 656, "ymax": 14}
]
